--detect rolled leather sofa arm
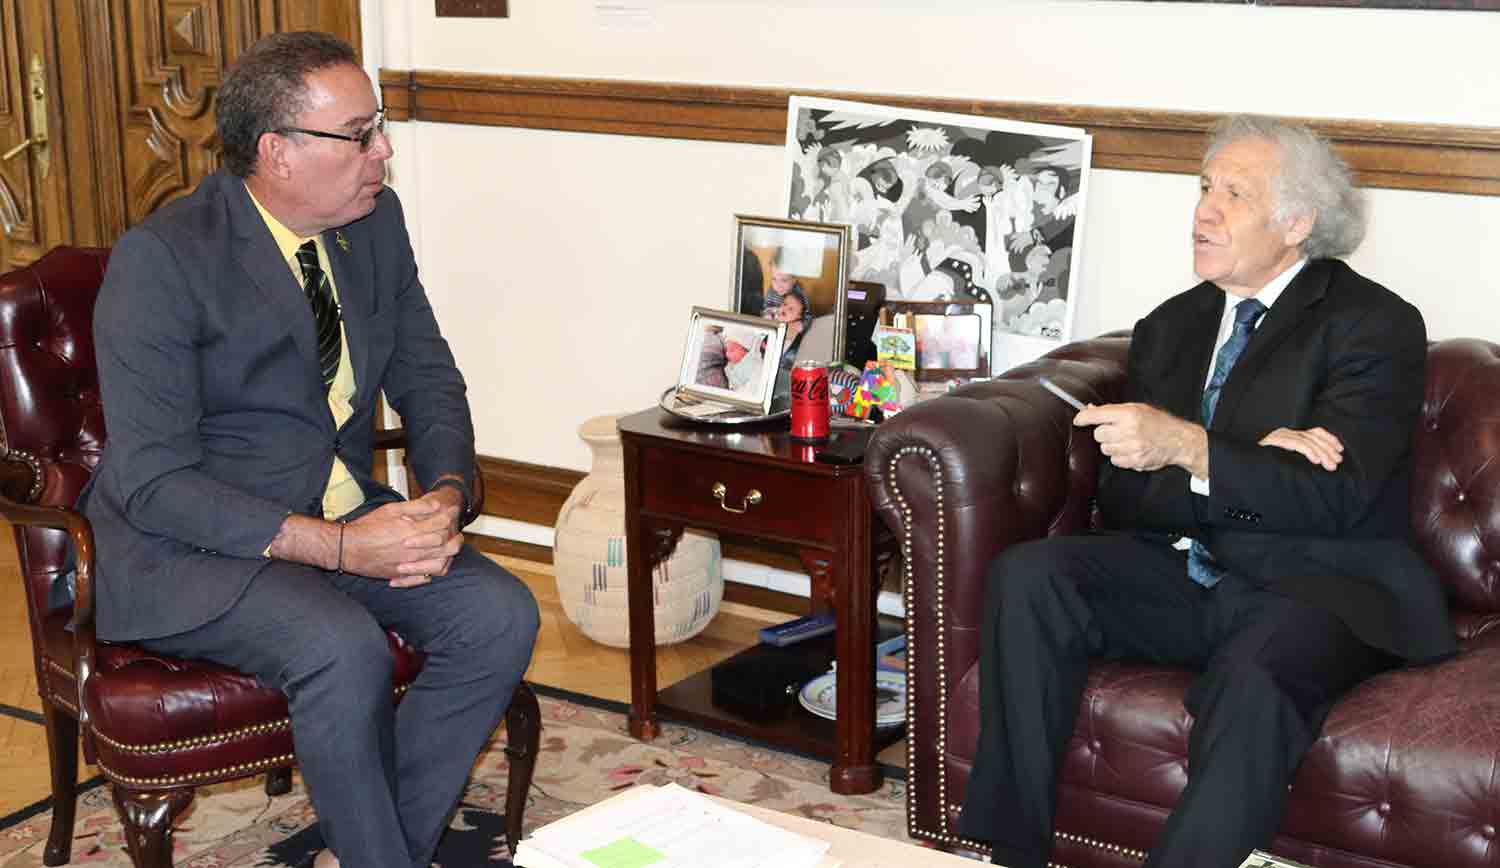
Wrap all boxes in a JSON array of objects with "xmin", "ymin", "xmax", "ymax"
[
  {"xmin": 864, "ymin": 334, "xmax": 1131, "ymax": 687},
  {"xmin": 863, "ymin": 333, "xmax": 1130, "ymax": 845}
]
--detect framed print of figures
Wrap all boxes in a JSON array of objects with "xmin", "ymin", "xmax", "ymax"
[
  {"xmin": 676, "ymin": 307, "xmax": 787, "ymax": 415},
  {"xmin": 783, "ymin": 96, "xmax": 1092, "ymax": 373},
  {"xmin": 729, "ymin": 214, "xmax": 851, "ymax": 381}
]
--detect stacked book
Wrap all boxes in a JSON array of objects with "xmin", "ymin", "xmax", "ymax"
[
  {"xmin": 515, "ymin": 783, "xmax": 836, "ymax": 868},
  {"xmin": 876, "ymin": 634, "xmax": 906, "ymax": 672},
  {"xmin": 757, "ymin": 612, "xmax": 836, "ymax": 647}
]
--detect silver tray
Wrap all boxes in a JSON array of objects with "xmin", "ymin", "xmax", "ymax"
[{"xmin": 658, "ymin": 387, "xmax": 790, "ymax": 426}]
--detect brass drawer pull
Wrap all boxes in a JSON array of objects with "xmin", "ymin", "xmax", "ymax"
[{"xmin": 712, "ymin": 482, "xmax": 762, "ymax": 514}]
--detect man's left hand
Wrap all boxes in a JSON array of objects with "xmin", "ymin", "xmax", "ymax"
[
  {"xmin": 391, "ymin": 483, "xmax": 465, "ymax": 584},
  {"xmin": 1260, "ymin": 426, "xmax": 1344, "ymax": 471},
  {"xmin": 1076, "ymin": 402, "xmax": 1209, "ymax": 477}
]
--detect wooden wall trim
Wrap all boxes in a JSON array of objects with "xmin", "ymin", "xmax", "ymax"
[
  {"xmin": 477, "ymin": 455, "xmax": 583, "ymax": 528},
  {"xmin": 379, "ymin": 69, "xmax": 1500, "ymax": 197}
]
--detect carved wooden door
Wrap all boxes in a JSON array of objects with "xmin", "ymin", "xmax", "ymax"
[{"xmin": 0, "ymin": 0, "xmax": 359, "ymax": 269}]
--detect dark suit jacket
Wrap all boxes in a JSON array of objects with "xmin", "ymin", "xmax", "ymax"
[
  {"xmin": 79, "ymin": 170, "xmax": 476, "ymax": 642},
  {"xmin": 1095, "ymin": 259, "xmax": 1455, "ymax": 664}
]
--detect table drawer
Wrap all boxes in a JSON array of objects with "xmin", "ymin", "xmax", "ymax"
[{"xmin": 638, "ymin": 445, "xmax": 839, "ymax": 545}]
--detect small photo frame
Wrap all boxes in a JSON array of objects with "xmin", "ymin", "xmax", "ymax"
[
  {"xmin": 676, "ymin": 306, "xmax": 787, "ymax": 415},
  {"xmin": 873, "ymin": 324, "xmax": 916, "ymax": 370},
  {"xmin": 730, "ymin": 215, "xmax": 851, "ymax": 381},
  {"xmin": 885, "ymin": 300, "xmax": 993, "ymax": 381}
]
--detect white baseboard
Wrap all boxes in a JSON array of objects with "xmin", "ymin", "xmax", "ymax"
[
  {"xmin": 470, "ymin": 517, "xmax": 905, "ymax": 619},
  {"xmin": 467, "ymin": 514, "xmax": 555, "ymax": 547}
]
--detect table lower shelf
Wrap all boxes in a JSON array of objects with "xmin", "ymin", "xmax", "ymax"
[{"xmin": 654, "ymin": 632, "xmax": 906, "ymax": 763}]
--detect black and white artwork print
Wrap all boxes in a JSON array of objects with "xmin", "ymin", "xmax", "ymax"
[{"xmin": 784, "ymin": 97, "xmax": 1093, "ymax": 372}]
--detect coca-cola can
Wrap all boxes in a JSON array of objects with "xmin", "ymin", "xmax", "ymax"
[{"xmin": 790, "ymin": 360, "xmax": 831, "ymax": 442}]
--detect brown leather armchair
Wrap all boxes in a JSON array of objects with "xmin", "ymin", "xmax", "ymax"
[
  {"xmin": 866, "ymin": 332, "xmax": 1500, "ymax": 868},
  {"xmin": 0, "ymin": 247, "xmax": 541, "ymax": 868}
]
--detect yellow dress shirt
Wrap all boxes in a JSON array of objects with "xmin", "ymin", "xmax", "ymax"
[{"xmin": 248, "ymin": 189, "xmax": 365, "ymax": 521}]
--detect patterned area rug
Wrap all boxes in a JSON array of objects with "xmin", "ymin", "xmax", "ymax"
[{"xmin": 0, "ymin": 691, "xmax": 908, "ymax": 866}]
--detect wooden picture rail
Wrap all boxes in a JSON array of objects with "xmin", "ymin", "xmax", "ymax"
[{"xmin": 379, "ymin": 69, "xmax": 1500, "ymax": 197}]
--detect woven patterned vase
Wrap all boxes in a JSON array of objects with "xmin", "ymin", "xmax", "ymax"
[{"xmin": 553, "ymin": 414, "xmax": 722, "ymax": 647}]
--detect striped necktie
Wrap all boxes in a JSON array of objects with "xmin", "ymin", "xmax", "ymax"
[
  {"xmin": 1187, "ymin": 297, "xmax": 1267, "ymax": 589},
  {"xmin": 296, "ymin": 240, "xmax": 341, "ymax": 391}
]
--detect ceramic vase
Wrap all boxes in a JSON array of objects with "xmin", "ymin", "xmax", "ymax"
[{"xmin": 553, "ymin": 414, "xmax": 722, "ymax": 647}]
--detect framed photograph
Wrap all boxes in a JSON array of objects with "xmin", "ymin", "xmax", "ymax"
[
  {"xmin": 730, "ymin": 215, "xmax": 851, "ymax": 385},
  {"xmin": 783, "ymin": 96, "xmax": 1091, "ymax": 373},
  {"xmin": 675, "ymin": 307, "xmax": 787, "ymax": 415},
  {"xmin": 885, "ymin": 300, "xmax": 993, "ymax": 381}
]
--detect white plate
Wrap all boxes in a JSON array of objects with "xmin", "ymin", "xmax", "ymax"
[{"xmin": 797, "ymin": 670, "xmax": 906, "ymax": 728}]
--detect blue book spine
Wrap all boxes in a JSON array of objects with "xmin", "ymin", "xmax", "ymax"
[{"xmin": 759, "ymin": 613, "xmax": 837, "ymax": 647}]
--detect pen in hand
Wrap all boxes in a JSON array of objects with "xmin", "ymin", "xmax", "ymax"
[{"xmin": 1039, "ymin": 375, "xmax": 1087, "ymax": 412}]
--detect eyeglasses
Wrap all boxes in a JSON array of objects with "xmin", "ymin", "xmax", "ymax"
[{"xmin": 276, "ymin": 110, "xmax": 386, "ymax": 152}]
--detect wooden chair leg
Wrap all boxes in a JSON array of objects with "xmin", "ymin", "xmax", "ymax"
[
  {"xmin": 265, "ymin": 767, "xmax": 293, "ymax": 797},
  {"xmin": 40, "ymin": 703, "xmax": 79, "ymax": 866},
  {"xmin": 112, "ymin": 786, "xmax": 195, "ymax": 868},
  {"xmin": 502, "ymin": 681, "xmax": 541, "ymax": 852}
]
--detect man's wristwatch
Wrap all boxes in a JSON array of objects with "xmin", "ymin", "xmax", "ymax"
[{"xmin": 428, "ymin": 477, "xmax": 472, "ymax": 517}]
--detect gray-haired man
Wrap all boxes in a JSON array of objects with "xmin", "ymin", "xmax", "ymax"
[{"xmin": 959, "ymin": 115, "xmax": 1453, "ymax": 868}]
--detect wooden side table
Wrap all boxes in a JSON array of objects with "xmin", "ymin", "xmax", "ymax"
[{"xmin": 618, "ymin": 408, "xmax": 898, "ymax": 795}]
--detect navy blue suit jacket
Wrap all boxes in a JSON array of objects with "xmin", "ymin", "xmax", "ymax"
[{"xmin": 80, "ymin": 171, "xmax": 475, "ymax": 641}]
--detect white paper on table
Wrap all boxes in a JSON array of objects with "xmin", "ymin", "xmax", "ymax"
[{"xmin": 521, "ymin": 784, "xmax": 831, "ymax": 868}]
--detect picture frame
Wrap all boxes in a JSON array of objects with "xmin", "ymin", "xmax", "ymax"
[
  {"xmin": 783, "ymin": 96, "xmax": 1091, "ymax": 373},
  {"xmin": 730, "ymin": 214, "xmax": 851, "ymax": 383},
  {"xmin": 675, "ymin": 307, "xmax": 788, "ymax": 415},
  {"xmin": 884, "ymin": 300, "xmax": 993, "ymax": 381},
  {"xmin": 872, "ymin": 323, "xmax": 916, "ymax": 371}
]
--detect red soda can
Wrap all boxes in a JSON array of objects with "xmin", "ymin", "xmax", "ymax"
[{"xmin": 790, "ymin": 360, "xmax": 831, "ymax": 441}]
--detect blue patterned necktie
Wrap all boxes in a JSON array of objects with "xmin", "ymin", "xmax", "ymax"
[
  {"xmin": 1187, "ymin": 297, "xmax": 1266, "ymax": 588},
  {"xmin": 296, "ymin": 240, "xmax": 342, "ymax": 391}
]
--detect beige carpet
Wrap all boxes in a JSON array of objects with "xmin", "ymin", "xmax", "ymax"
[{"xmin": 0, "ymin": 690, "xmax": 909, "ymax": 866}]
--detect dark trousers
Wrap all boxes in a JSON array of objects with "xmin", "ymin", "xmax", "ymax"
[
  {"xmin": 141, "ymin": 544, "xmax": 539, "ymax": 868},
  {"xmin": 957, "ymin": 533, "xmax": 1395, "ymax": 868}
]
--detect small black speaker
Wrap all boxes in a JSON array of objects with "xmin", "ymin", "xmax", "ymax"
[
  {"xmin": 710, "ymin": 650, "xmax": 823, "ymax": 723},
  {"xmin": 843, "ymin": 280, "xmax": 887, "ymax": 371}
]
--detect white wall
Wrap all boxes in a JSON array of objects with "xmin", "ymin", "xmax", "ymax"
[{"xmin": 369, "ymin": 1, "xmax": 1500, "ymax": 472}]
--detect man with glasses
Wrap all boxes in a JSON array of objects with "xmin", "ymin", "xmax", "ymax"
[{"xmin": 80, "ymin": 31, "xmax": 538, "ymax": 868}]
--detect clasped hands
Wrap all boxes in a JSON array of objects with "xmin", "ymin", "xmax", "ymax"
[
  {"xmin": 340, "ymin": 485, "xmax": 465, "ymax": 587},
  {"xmin": 1073, "ymin": 402, "xmax": 1344, "ymax": 475}
]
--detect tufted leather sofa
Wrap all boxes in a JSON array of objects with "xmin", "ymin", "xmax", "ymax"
[
  {"xmin": 0, "ymin": 247, "xmax": 541, "ymax": 868},
  {"xmin": 865, "ymin": 332, "xmax": 1500, "ymax": 868}
]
